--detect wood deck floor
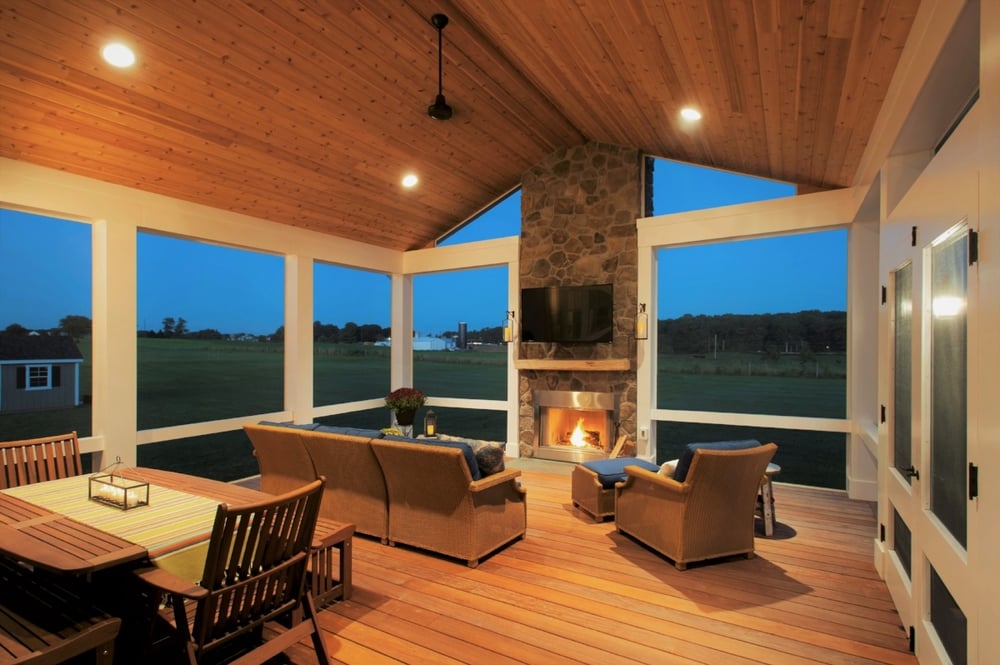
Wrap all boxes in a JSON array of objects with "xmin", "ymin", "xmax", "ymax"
[{"xmin": 268, "ymin": 458, "xmax": 915, "ymax": 665}]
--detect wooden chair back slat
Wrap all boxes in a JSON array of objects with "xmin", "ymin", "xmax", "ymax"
[{"xmin": 0, "ymin": 432, "xmax": 83, "ymax": 489}]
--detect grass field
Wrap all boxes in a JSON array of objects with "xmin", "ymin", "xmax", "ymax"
[{"xmin": 1, "ymin": 339, "xmax": 848, "ymax": 487}]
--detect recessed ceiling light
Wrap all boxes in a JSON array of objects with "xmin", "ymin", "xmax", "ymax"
[
  {"xmin": 401, "ymin": 174, "xmax": 419, "ymax": 188},
  {"xmin": 102, "ymin": 43, "xmax": 135, "ymax": 68},
  {"xmin": 680, "ymin": 107, "xmax": 702, "ymax": 121}
]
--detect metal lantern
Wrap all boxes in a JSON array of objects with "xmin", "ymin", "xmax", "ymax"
[{"xmin": 424, "ymin": 409, "xmax": 438, "ymax": 437}]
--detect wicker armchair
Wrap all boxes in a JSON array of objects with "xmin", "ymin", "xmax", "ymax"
[{"xmin": 615, "ymin": 443, "xmax": 777, "ymax": 570}]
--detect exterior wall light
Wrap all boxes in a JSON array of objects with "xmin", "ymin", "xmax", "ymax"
[
  {"xmin": 503, "ymin": 310, "xmax": 515, "ymax": 343},
  {"xmin": 635, "ymin": 303, "xmax": 649, "ymax": 340}
]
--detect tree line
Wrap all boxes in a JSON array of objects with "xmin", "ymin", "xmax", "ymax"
[
  {"xmin": 659, "ymin": 310, "xmax": 846, "ymax": 357},
  {"xmin": 3, "ymin": 315, "xmax": 92, "ymax": 340},
  {"xmin": 5, "ymin": 314, "xmax": 506, "ymax": 345}
]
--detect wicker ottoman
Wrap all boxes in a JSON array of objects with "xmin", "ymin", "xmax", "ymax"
[{"xmin": 572, "ymin": 457, "xmax": 660, "ymax": 521}]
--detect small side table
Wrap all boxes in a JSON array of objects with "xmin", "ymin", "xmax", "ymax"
[
  {"xmin": 309, "ymin": 518, "xmax": 355, "ymax": 607},
  {"xmin": 759, "ymin": 463, "xmax": 781, "ymax": 536}
]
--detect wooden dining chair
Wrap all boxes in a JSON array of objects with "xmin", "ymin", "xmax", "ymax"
[
  {"xmin": 0, "ymin": 431, "xmax": 83, "ymax": 489},
  {"xmin": 131, "ymin": 478, "xmax": 328, "ymax": 665},
  {"xmin": 0, "ymin": 556, "xmax": 121, "ymax": 665}
]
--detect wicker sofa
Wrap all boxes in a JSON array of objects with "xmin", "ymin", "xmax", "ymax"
[
  {"xmin": 245, "ymin": 423, "xmax": 389, "ymax": 541},
  {"xmin": 371, "ymin": 437, "xmax": 526, "ymax": 567},
  {"xmin": 245, "ymin": 423, "xmax": 526, "ymax": 566}
]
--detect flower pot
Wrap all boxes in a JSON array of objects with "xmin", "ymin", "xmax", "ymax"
[{"xmin": 394, "ymin": 408, "xmax": 416, "ymax": 426}]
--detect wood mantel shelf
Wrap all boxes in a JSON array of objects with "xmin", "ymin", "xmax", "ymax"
[{"xmin": 514, "ymin": 358, "xmax": 631, "ymax": 371}]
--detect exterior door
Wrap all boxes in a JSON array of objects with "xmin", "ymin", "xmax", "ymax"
[{"xmin": 880, "ymin": 216, "xmax": 978, "ymax": 665}]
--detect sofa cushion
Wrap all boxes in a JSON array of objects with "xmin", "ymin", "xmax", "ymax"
[
  {"xmin": 383, "ymin": 435, "xmax": 482, "ymax": 480},
  {"xmin": 437, "ymin": 435, "xmax": 506, "ymax": 477},
  {"xmin": 258, "ymin": 420, "xmax": 321, "ymax": 431},
  {"xmin": 672, "ymin": 439, "xmax": 761, "ymax": 482},
  {"xmin": 313, "ymin": 425, "xmax": 385, "ymax": 439},
  {"xmin": 581, "ymin": 457, "xmax": 660, "ymax": 489}
]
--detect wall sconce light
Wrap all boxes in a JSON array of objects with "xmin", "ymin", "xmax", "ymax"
[
  {"xmin": 503, "ymin": 310, "xmax": 515, "ymax": 343},
  {"xmin": 635, "ymin": 303, "xmax": 649, "ymax": 340},
  {"xmin": 424, "ymin": 409, "xmax": 438, "ymax": 437}
]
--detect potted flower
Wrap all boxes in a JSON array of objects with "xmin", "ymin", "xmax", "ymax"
[{"xmin": 384, "ymin": 387, "xmax": 425, "ymax": 426}]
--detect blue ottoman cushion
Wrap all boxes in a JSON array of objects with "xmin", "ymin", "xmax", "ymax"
[
  {"xmin": 672, "ymin": 439, "xmax": 761, "ymax": 482},
  {"xmin": 582, "ymin": 457, "xmax": 660, "ymax": 489}
]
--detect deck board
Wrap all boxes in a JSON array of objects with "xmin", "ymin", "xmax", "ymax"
[{"xmin": 257, "ymin": 459, "xmax": 914, "ymax": 664}]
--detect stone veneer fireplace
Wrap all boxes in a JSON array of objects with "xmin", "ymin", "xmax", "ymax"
[{"xmin": 516, "ymin": 142, "xmax": 647, "ymax": 459}]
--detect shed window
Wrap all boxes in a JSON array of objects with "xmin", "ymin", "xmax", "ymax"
[{"xmin": 27, "ymin": 365, "xmax": 51, "ymax": 390}]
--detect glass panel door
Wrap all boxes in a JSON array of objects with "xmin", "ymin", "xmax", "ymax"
[
  {"xmin": 929, "ymin": 228, "xmax": 968, "ymax": 546},
  {"xmin": 893, "ymin": 263, "xmax": 913, "ymax": 481}
]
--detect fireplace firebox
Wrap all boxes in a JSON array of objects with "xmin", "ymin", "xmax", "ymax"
[{"xmin": 533, "ymin": 390, "xmax": 619, "ymax": 463}]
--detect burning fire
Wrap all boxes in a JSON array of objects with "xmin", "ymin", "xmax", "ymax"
[{"xmin": 569, "ymin": 418, "xmax": 587, "ymax": 448}]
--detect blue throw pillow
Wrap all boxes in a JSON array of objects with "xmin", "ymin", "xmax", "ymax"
[
  {"xmin": 581, "ymin": 457, "xmax": 660, "ymax": 489},
  {"xmin": 382, "ymin": 435, "xmax": 482, "ymax": 480},
  {"xmin": 672, "ymin": 439, "xmax": 761, "ymax": 482}
]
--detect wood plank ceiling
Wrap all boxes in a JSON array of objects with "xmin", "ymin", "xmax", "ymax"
[{"xmin": 0, "ymin": 1, "xmax": 920, "ymax": 250}]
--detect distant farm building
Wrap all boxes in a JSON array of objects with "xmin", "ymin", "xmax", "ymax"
[
  {"xmin": 0, "ymin": 333, "xmax": 84, "ymax": 413},
  {"xmin": 375, "ymin": 336, "xmax": 453, "ymax": 350}
]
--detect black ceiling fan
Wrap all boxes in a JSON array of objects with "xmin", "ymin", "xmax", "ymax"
[{"xmin": 427, "ymin": 13, "xmax": 453, "ymax": 120}]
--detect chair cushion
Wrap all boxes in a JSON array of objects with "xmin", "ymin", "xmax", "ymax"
[
  {"xmin": 382, "ymin": 435, "xmax": 482, "ymax": 480},
  {"xmin": 258, "ymin": 420, "xmax": 321, "ymax": 430},
  {"xmin": 672, "ymin": 439, "xmax": 761, "ymax": 482},
  {"xmin": 581, "ymin": 457, "xmax": 661, "ymax": 489},
  {"xmin": 313, "ymin": 425, "xmax": 386, "ymax": 439}
]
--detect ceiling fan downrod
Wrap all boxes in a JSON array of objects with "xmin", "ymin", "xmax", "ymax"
[{"xmin": 427, "ymin": 13, "xmax": 453, "ymax": 120}]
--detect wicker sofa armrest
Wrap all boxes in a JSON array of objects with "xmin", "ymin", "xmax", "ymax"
[{"xmin": 469, "ymin": 467, "xmax": 522, "ymax": 492}]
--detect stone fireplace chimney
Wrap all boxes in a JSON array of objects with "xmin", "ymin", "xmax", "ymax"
[{"xmin": 516, "ymin": 142, "xmax": 644, "ymax": 458}]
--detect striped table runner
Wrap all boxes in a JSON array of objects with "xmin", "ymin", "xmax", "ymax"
[{"xmin": 3, "ymin": 474, "xmax": 221, "ymax": 579}]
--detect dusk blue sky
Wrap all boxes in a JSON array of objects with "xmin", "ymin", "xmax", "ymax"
[{"xmin": 1, "ymin": 160, "xmax": 846, "ymax": 336}]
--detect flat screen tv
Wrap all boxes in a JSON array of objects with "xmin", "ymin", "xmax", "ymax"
[{"xmin": 520, "ymin": 283, "xmax": 614, "ymax": 343}]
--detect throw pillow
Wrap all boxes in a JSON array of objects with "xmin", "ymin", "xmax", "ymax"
[
  {"xmin": 470, "ymin": 441, "xmax": 506, "ymax": 476},
  {"xmin": 672, "ymin": 439, "xmax": 761, "ymax": 482},
  {"xmin": 438, "ymin": 434, "xmax": 507, "ymax": 476},
  {"xmin": 657, "ymin": 460, "xmax": 677, "ymax": 476}
]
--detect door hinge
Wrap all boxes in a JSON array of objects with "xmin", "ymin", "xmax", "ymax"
[
  {"xmin": 881, "ymin": 285, "xmax": 887, "ymax": 305},
  {"xmin": 881, "ymin": 404, "xmax": 887, "ymax": 424},
  {"xmin": 911, "ymin": 226, "xmax": 917, "ymax": 247},
  {"xmin": 968, "ymin": 229, "xmax": 979, "ymax": 265},
  {"xmin": 900, "ymin": 465, "xmax": 919, "ymax": 480},
  {"xmin": 880, "ymin": 523, "xmax": 886, "ymax": 542},
  {"xmin": 969, "ymin": 462, "xmax": 979, "ymax": 499}
]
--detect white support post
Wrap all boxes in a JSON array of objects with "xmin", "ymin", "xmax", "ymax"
[
  {"xmin": 285, "ymin": 254, "xmax": 314, "ymax": 424},
  {"xmin": 91, "ymin": 217, "xmax": 138, "ymax": 467}
]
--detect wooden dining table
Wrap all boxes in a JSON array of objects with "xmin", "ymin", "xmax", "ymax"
[{"xmin": 0, "ymin": 467, "xmax": 266, "ymax": 576}]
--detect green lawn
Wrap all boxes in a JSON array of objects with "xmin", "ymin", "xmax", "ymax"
[{"xmin": 2, "ymin": 340, "xmax": 848, "ymax": 487}]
